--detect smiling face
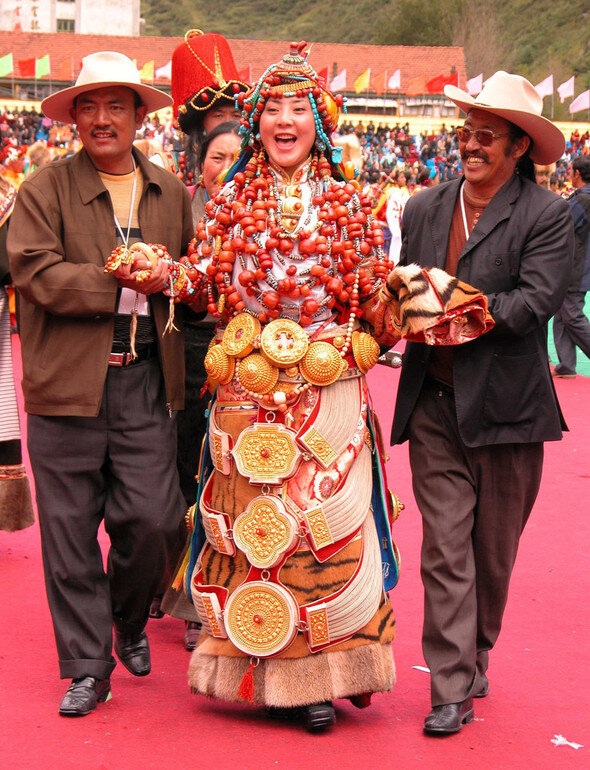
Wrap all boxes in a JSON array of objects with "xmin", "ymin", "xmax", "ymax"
[
  {"xmin": 259, "ymin": 97, "xmax": 316, "ymax": 176},
  {"xmin": 71, "ymin": 86, "xmax": 147, "ymax": 174},
  {"xmin": 201, "ymin": 131, "xmax": 241, "ymax": 197},
  {"xmin": 460, "ymin": 108, "xmax": 529, "ymax": 198}
]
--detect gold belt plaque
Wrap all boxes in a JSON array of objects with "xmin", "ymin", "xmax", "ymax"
[
  {"xmin": 237, "ymin": 353, "xmax": 279, "ymax": 394},
  {"xmin": 351, "ymin": 330, "xmax": 380, "ymax": 373},
  {"xmin": 233, "ymin": 496, "xmax": 299, "ymax": 568},
  {"xmin": 204, "ymin": 344, "xmax": 234, "ymax": 385},
  {"xmin": 260, "ymin": 318, "xmax": 309, "ymax": 368},
  {"xmin": 225, "ymin": 581, "xmax": 299, "ymax": 657},
  {"xmin": 299, "ymin": 341, "xmax": 345, "ymax": 386},
  {"xmin": 221, "ymin": 313, "xmax": 261, "ymax": 358},
  {"xmin": 232, "ymin": 423, "xmax": 301, "ymax": 484}
]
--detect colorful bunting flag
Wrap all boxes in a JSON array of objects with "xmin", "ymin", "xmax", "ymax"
[
  {"xmin": 139, "ymin": 60, "xmax": 154, "ymax": 82},
  {"xmin": 330, "ymin": 69, "xmax": 347, "ymax": 92},
  {"xmin": 426, "ymin": 72, "xmax": 459, "ymax": 94},
  {"xmin": 370, "ymin": 70, "xmax": 386, "ymax": 95},
  {"xmin": 155, "ymin": 60, "xmax": 171, "ymax": 80},
  {"xmin": 569, "ymin": 89, "xmax": 590, "ymax": 115},
  {"xmin": 18, "ymin": 57, "xmax": 36, "ymax": 78},
  {"xmin": 534, "ymin": 74, "xmax": 554, "ymax": 98},
  {"xmin": 387, "ymin": 69, "xmax": 401, "ymax": 90},
  {"xmin": 57, "ymin": 57, "xmax": 74, "ymax": 81},
  {"xmin": 237, "ymin": 64, "xmax": 251, "ymax": 83},
  {"xmin": 466, "ymin": 73, "xmax": 482, "ymax": 96},
  {"xmin": 405, "ymin": 74, "xmax": 427, "ymax": 96},
  {"xmin": 35, "ymin": 55, "xmax": 50, "ymax": 80},
  {"xmin": 354, "ymin": 68, "xmax": 371, "ymax": 94},
  {"xmin": 0, "ymin": 53, "xmax": 13, "ymax": 78},
  {"xmin": 557, "ymin": 76, "xmax": 575, "ymax": 104}
]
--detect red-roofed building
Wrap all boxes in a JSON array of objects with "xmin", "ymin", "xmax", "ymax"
[{"xmin": 0, "ymin": 31, "xmax": 466, "ymax": 119}]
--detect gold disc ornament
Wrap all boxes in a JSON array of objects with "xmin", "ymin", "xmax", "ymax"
[
  {"xmin": 299, "ymin": 341, "xmax": 345, "ymax": 386},
  {"xmin": 233, "ymin": 496, "xmax": 299, "ymax": 568},
  {"xmin": 260, "ymin": 318, "xmax": 309, "ymax": 368},
  {"xmin": 221, "ymin": 313, "xmax": 261, "ymax": 358},
  {"xmin": 351, "ymin": 331, "xmax": 381, "ymax": 373},
  {"xmin": 224, "ymin": 581, "xmax": 299, "ymax": 657},
  {"xmin": 204, "ymin": 344, "xmax": 234, "ymax": 385},
  {"xmin": 237, "ymin": 354, "xmax": 279, "ymax": 395}
]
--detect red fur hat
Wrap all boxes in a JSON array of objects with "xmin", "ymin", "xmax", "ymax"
[{"xmin": 171, "ymin": 30, "xmax": 249, "ymax": 128}]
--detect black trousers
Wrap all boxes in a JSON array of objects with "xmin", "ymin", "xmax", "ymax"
[
  {"xmin": 28, "ymin": 358, "xmax": 185, "ymax": 680},
  {"xmin": 407, "ymin": 380, "xmax": 543, "ymax": 706}
]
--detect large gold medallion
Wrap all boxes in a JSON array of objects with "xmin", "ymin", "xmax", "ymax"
[
  {"xmin": 232, "ymin": 423, "xmax": 301, "ymax": 484},
  {"xmin": 221, "ymin": 313, "xmax": 261, "ymax": 358},
  {"xmin": 237, "ymin": 353, "xmax": 279, "ymax": 394},
  {"xmin": 351, "ymin": 331, "xmax": 381, "ymax": 373},
  {"xmin": 260, "ymin": 318, "xmax": 309, "ymax": 368},
  {"xmin": 233, "ymin": 496, "xmax": 299, "ymax": 568},
  {"xmin": 224, "ymin": 581, "xmax": 299, "ymax": 657},
  {"xmin": 299, "ymin": 341, "xmax": 345, "ymax": 386},
  {"xmin": 204, "ymin": 344, "xmax": 234, "ymax": 385}
]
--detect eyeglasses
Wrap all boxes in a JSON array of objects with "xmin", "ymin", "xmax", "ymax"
[{"xmin": 457, "ymin": 126, "xmax": 510, "ymax": 146}]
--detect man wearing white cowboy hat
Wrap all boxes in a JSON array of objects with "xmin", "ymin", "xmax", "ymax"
[
  {"xmin": 390, "ymin": 71, "xmax": 574, "ymax": 734},
  {"xmin": 8, "ymin": 52, "xmax": 193, "ymax": 716}
]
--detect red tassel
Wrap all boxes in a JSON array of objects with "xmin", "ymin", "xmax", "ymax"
[{"xmin": 238, "ymin": 659, "xmax": 256, "ymax": 702}]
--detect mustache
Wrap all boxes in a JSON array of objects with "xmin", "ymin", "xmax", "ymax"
[
  {"xmin": 461, "ymin": 150, "xmax": 488, "ymax": 163},
  {"xmin": 90, "ymin": 129, "xmax": 117, "ymax": 137}
]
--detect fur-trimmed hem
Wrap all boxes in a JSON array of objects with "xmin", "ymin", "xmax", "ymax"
[
  {"xmin": 188, "ymin": 642, "xmax": 395, "ymax": 708},
  {"xmin": 0, "ymin": 473, "xmax": 35, "ymax": 532}
]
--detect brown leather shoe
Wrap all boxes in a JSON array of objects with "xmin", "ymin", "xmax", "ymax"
[
  {"xmin": 423, "ymin": 698, "xmax": 474, "ymax": 735},
  {"xmin": 59, "ymin": 676, "xmax": 111, "ymax": 717},
  {"xmin": 114, "ymin": 628, "xmax": 151, "ymax": 676}
]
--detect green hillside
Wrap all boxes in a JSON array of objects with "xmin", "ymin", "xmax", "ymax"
[{"xmin": 141, "ymin": 0, "xmax": 590, "ymax": 121}]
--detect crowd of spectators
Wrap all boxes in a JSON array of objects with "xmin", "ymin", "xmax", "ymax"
[{"xmin": 1, "ymin": 105, "xmax": 589, "ymax": 201}]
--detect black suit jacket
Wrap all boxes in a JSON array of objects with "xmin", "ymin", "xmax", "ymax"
[{"xmin": 391, "ymin": 174, "xmax": 574, "ymax": 448}]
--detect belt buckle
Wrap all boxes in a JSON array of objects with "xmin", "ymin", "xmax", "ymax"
[{"xmin": 108, "ymin": 352, "xmax": 131, "ymax": 367}]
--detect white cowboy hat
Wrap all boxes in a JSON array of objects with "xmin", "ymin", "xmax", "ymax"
[
  {"xmin": 41, "ymin": 51, "xmax": 172, "ymax": 123},
  {"xmin": 444, "ymin": 71, "xmax": 565, "ymax": 164}
]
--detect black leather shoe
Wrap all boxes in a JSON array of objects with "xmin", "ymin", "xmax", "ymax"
[
  {"xmin": 423, "ymin": 698, "xmax": 474, "ymax": 735},
  {"xmin": 474, "ymin": 674, "xmax": 489, "ymax": 698},
  {"xmin": 114, "ymin": 628, "xmax": 151, "ymax": 676},
  {"xmin": 303, "ymin": 701, "xmax": 336, "ymax": 732},
  {"xmin": 59, "ymin": 676, "xmax": 111, "ymax": 717}
]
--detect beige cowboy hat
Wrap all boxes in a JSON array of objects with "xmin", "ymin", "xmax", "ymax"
[
  {"xmin": 444, "ymin": 71, "xmax": 565, "ymax": 164},
  {"xmin": 41, "ymin": 51, "xmax": 172, "ymax": 123}
]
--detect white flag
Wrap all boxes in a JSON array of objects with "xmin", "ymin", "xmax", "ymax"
[
  {"xmin": 535, "ymin": 74, "xmax": 554, "ymax": 98},
  {"xmin": 569, "ymin": 89, "xmax": 590, "ymax": 115},
  {"xmin": 557, "ymin": 76, "xmax": 575, "ymax": 104},
  {"xmin": 155, "ymin": 60, "xmax": 172, "ymax": 80},
  {"xmin": 330, "ymin": 69, "xmax": 347, "ymax": 92},
  {"xmin": 466, "ymin": 73, "xmax": 482, "ymax": 96},
  {"xmin": 387, "ymin": 69, "xmax": 401, "ymax": 90}
]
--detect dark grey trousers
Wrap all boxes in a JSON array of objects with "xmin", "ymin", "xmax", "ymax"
[
  {"xmin": 407, "ymin": 380, "xmax": 543, "ymax": 706},
  {"xmin": 553, "ymin": 290, "xmax": 590, "ymax": 375},
  {"xmin": 28, "ymin": 358, "xmax": 185, "ymax": 680}
]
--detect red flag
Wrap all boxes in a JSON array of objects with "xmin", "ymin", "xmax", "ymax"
[
  {"xmin": 371, "ymin": 70, "xmax": 386, "ymax": 95},
  {"xmin": 317, "ymin": 67, "xmax": 328, "ymax": 85},
  {"xmin": 237, "ymin": 64, "xmax": 251, "ymax": 83},
  {"xmin": 57, "ymin": 57, "xmax": 74, "ymax": 82},
  {"xmin": 18, "ymin": 57, "xmax": 35, "ymax": 78},
  {"xmin": 426, "ymin": 72, "xmax": 459, "ymax": 94},
  {"xmin": 405, "ymin": 74, "xmax": 427, "ymax": 96}
]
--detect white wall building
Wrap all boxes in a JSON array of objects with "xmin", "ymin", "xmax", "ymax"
[{"xmin": 0, "ymin": 0, "xmax": 141, "ymax": 36}]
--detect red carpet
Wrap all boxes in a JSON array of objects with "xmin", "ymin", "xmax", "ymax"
[{"xmin": 2, "ymin": 336, "xmax": 589, "ymax": 769}]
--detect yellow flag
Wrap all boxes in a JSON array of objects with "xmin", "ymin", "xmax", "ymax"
[
  {"xmin": 139, "ymin": 60, "xmax": 154, "ymax": 82},
  {"xmin": 354, "ymin": 68, "xmax": 371, "ymax": 94}
]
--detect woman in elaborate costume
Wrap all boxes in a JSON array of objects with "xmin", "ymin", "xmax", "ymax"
[
  {"xmin": 174, "ymin": 42, "xmax": 401, "ymax": 732},
  {"xmin": 105, "ymin": 42, "xmax": 491, "ymax": 731}
]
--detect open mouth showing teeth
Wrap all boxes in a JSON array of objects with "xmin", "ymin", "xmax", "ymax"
[{"xmin": 275, "ymin": 135, "xmax": 296, "ymax": 148}]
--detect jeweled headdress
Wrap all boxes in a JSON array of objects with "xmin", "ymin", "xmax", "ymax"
[{"xmin": 237, "ymin": 41, "xmax": 346, "ymax": 165}]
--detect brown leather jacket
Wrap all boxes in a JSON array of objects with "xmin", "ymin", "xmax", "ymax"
[{"xmin": 8, "ymin": 147, "xmax": 194, "ymax": 416}]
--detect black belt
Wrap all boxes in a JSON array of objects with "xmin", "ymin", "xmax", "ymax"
[
  {"xmin": 424, "ymin": 376, "xmax": 455, "ymax": 399},
  {"xmin": 108, "ymin": 344, "xmax": 157, "ymax": 367}
]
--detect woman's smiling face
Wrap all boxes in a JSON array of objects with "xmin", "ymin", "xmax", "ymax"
[{"xmin": 259, "ymin": 96, "xmax": 317, "ymax": 176}]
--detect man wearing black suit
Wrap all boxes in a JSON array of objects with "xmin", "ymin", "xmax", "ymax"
[{"xmin": 390, "ymin": 72, "xmax": 574, "ymax": 735}]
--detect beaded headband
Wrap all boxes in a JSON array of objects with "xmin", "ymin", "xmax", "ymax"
[{"xmin": 236, "ymin": 41, "xmax": 346, "ymax": 165}]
